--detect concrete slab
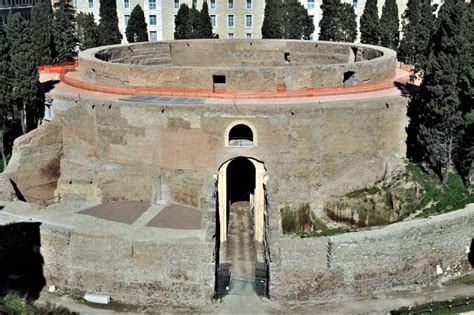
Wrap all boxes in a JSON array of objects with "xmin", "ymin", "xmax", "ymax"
[
  {"xmin": 78, "ymin": 201, "xmax": 150, "ymax": 225},
  {"xmin": 146, "ymin": 203, "xmax": 201, "ymax": 229}
]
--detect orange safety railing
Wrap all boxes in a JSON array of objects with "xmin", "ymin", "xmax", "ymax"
[{"xmin": 38, "ymin": 61, "xmax": 79, "ymax": 74}]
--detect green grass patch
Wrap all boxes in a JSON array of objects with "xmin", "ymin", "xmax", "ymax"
[
  {"xmin": 0, "ymin": 293, "xmax": 77, "ymax": 315},
  {"xmin": 391, "ymin": 297, "xmax": 474, "ymax": 314}
]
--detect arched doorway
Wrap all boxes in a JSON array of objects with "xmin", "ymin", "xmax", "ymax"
[
  {"xmin": 217, "ymin": 157, "xmax": 266, "ymax": 243},
  {"xmin": 226, "ymin": 157, "xmax": 255, "ymax": 204}
]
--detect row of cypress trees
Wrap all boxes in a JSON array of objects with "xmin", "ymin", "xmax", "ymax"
[{"xmin": 174, "ymin": 2, "xmax": 216, "ymax": 39}]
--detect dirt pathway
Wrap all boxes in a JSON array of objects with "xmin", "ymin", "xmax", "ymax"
[{"xmin": 224, "ymin": 201, "xmax": 258, "ymax": 295}]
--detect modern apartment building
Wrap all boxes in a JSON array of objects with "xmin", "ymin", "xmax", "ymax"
[{"xmin": 0, "ymin": 0, "xmax": 39, "ymax": 28}]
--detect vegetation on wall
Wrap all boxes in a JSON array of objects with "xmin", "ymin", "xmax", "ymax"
[
  {"xmin": 319, "ymin": 0, "xmax": 357, "ymax": 42},
  {"xmin": 0, "ymin": 293, "xmax": 77, "ymax": 315}
]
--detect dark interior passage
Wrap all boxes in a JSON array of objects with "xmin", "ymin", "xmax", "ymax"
[
  {"xmin": 226, "ymin": 157, "xmax": 256, "ymax": 204},
  {"xmin": 229, "ymin": 124, "xmax": 253, "ymax": 143}
]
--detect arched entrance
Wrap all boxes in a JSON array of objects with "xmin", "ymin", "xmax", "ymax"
[{"xmin": 217, "ymin": 156, "xmax": 266, "ymax": 243}]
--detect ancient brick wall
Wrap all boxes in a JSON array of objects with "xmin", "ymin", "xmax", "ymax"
[
  {"xmin": 79, "ymin": 40, "xmax": 396, "ymax": 91},
  {"xmin": 269, "ymin": 204, "xmax": 474, "ymax": 304},
  {"xmin": 50, "ymin": 93, "xmax": 407, "ymax": 209}
]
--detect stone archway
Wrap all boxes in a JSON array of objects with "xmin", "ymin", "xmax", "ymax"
[{"xmin": 217, "ymin": 156, "xmax": 266, "ymax": 243}]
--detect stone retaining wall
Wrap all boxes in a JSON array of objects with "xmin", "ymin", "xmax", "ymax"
[
  {"xmin": 39, "ymin": 222, "xmax": 215, "ymax": 307},
  {"xmin": 269, "ymin": 204, "xmax": 474, "ymax": 304}
]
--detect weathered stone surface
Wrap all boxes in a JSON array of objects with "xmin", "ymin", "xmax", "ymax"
[
  {"xmin": 80, "ymin": 40, "xmax": 396, "ymax": 91},
  {"xmin": 270, "ymin": 204, "xmax": 474, "ymax": 305},
  {"xmin": 2, "ymin": 122, "xmax": 62, "ymax": 204}
]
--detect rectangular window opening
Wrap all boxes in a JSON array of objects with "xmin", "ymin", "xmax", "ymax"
[{"xmin": 213, "ymin": 75, "xmax": 226, "ymax": 84}]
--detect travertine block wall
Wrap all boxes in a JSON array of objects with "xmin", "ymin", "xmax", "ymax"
[{"xmin": 270, "ymin": 205, "xmax": 474, "ymax": 304}]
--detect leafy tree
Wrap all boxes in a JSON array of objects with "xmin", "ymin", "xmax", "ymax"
[
  {"xmin": 398, "ymin": 0, "xmax": 421, "ymax": 64},
  {"xmin": 262, "ymin": 0, "xmax": 283, "ymax": 39},
  {"xmin": 379, "ymin": 0, "xmax": 399, "ymax": 50},
  {"xmin": 76, "ymin": 12, "xmax": 99, "ymax": 50},
  {"xmin": 6, "ymin": 13, "xmax": 43, "ymax": 134},
  {"xmin": 282, "ymin": 0, "xmax": 314, "ymax": 39},
  {"xmin": 98, "ymin": 0, "xmax": 122, "ymax": 45},
  {"xmin": 360, "ymin": 0, "xmax": 379, "ymax": 45},
  {"xmin": 319, "ymin": 0, "xmax": 357, "ymax": 42},
  {"xmin": 30, "ymin": 0, "xmax": 55, "ymax": 65},
  {"xmin": 174, "ymin": 3, "xmax": 192, "ymax": 39},
  {"xmin": 52, "ymin": 0, "xmax": 77, "ymax": 62},
  {"xmin": 188, "ymin": 3, "xmax": 201, "ymax": 38},
  {"xmin": 407, "ymin": 0, "xmax": 471, "ymax": 185},
  {"xmin": 125, "ymin": 5, "xmax": 148, "ymax": 43},
  {"xmin": 198, "ymin": 1, "xmax": 214, "ymax": 38}
]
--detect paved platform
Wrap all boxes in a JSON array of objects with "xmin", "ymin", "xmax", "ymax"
[
  {"xmin": 78, "ymin": 200, "xmax": 150, "ymax": 224},
  {"xmin": 146, "ymin": 203, "xmax": 201, "ymax": 229}
]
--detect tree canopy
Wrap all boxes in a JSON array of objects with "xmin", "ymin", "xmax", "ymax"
[
  {"xmin": 77, "ymin": 12, "xmax": 99, "ymax": 50},
  {"xmin": 125, "ymin": 4, "xmax": 148, "ymax": 43},
  {"xmin": 360, "ymin": 0, "xmax": 380, "ymax": 45},
  {"xmin": 319, "ymin": 0, "xmax": 357, "ymax": 42},
  {"xmin": 98, "ymin": 0, "xmax": 122, "ymax": 45},
  {"xmin": 31, "ymin": 0, "xmax": 55, "ymax": 65},
  {"xmin": 261, "ymin": 0, "xmax": 314, "ymax": 39},
  {"xmin": 407, "ymin": 0, "xmax": 472, "ymax": 185},
  {"xmin": 52, "ymin": 0, "xmax": 77, "ymax": 62},
  {"xmin": 261, "ymin": 0, "xmax": 283, "ymax": 38},
  {"xmin": 174, "ymin": 2, "xmax": 216, "ymax": 39},
  {"xmin": 379, "ymin": 0, "xmax": 399, "ymax": 50}
]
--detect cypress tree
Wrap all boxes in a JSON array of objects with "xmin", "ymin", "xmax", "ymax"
[
  {"xmin": 0, "ymin": 29, "xmax": 12, "ymax": 167},
  {"xmin": 408, "ymin": 0, "xmax": 471, "ymax": 185},
  {"xmin": 417, "ymin": 0, "xmax": 436, "ymax": 69},
  {"xmin": 379, "ymin": 0, "xmax": 399, "ymax": 50},
  {"xmin": 360, "ymin": 0, "xmax": 380, "ymax": 45},
  {"xmin": 261, "ymin": 0, "xmax": 283, "ymax": 39},
  {"xmin": 174, "ymin": 3, "xmax": 192, "ymax": 39},
  {"xmin": 398, "ymin": 0, "xmax": 421, "ymax": 64},
  {"xmin": 30, "ymin": 0, "xmax": 55, "ymax": 65},
  {"xmin": 52, "ymin": 0, "xmax": 77, "ymax": 62},
  {"xmin": 282, "ymin": 0, "xmax": 314, "ymax": 40},
  {"xmin": 76, "ymin": 12, "xmax": 99, "ymax": 50},
  {"xmin": 98, "ymin": 0, "xmax": 122, "ymax": 45},
  {"xmin": 125, "ymin": 5, "xmax": 148, "ymax": 43},
  {"xmin": 198, "ymin": 1, "xmax": 213, "ymax": 38},
  {"xmin": 319, "ymin": 0, "xmax": 357, "ymax": 42},
  {"xmin": 188, "ymin": 3, "xmax": 201, "ymax": 38},
  {"xmin": 7, "ymin": 13, "xmax": 43, "ymax": 134}
]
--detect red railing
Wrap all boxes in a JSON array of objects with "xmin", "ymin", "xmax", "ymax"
[{"xmin": 37, "ymin": 61, "xmax": 79, "ymax": 74}]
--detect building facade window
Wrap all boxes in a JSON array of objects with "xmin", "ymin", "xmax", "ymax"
[
  {"xmin": 124, "ymin": 14, "xmax": 130, "ymax": 26},
  {"xmin": 210, "ymin": 14, "xmax": 216, "ymax": 28},
  {"xmin": 174, "ymin": 0, "xmax": 179, "ymax": 8},
  {"xmin": 307, "ymin": 0, "xmax": 315, "ymax": 10},
  {"xmin": 149, "ymin": 0, "xmax": 156, "ymax": 10},
  {"xmin": 149, "ymin": 14, "xmax": 156, "ymax": 25},
  {"xmin": 246, "ymin": 33, "xmax": 251, "ymax": 39},
  {"xmin": 352, "ymin": 0, "xmax": 357, "ymax": 8},
  {"xmin": 150, "ymin": 31, "xmax": 157, "ymax": 41},
  {"xmin": 210, "ymin": 0, "xmax": 215, "ymax": 8},
  {"xmin": 88, "ymin": 0, "xmax": 93, "ymax": 8},
  {"xmin": 124, "ymin": 0, "xmax": 129, "ymax": 8},
  {"xmin": 228, "ymin": 0, "xmax": 233, "ymax": 9},
  {"xmin": 246, "ymin": 0, "xmax": 251, "ymax": 9},
  {"xmin": 192, "ymin": 0, "xmax": 196, "ymax": 7},
  {"xmin": 245, "ymin": 14, "xmax": 252, "ymax": 27},
  {"xmin": 228, "ymin": 33, "xmax": 234, "ymax": 38},
  {"xmin": 227, "ymin": 14, "xmax": 234, "ymax": 27}
]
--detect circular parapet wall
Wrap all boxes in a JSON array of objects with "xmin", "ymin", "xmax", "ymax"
[{"xmin": 78, "ymin": 39, "xmax": 397, "ymax": 93}]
